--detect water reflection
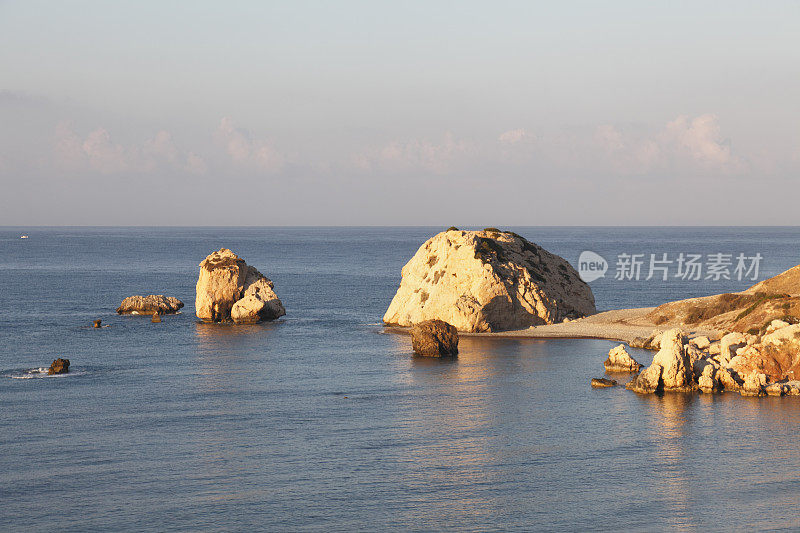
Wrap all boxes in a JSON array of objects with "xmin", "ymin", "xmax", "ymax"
[
  {"xmin": 637, "ymin": 392, "xmax": 696, "ymax": 531},
  {"xmin": 387, "ymin": 336, "xmax": 549, "ymax": 525}
]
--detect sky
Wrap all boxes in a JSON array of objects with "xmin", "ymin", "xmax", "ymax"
[{"xmin": 1, "ymin": 0, "xmax": 799, "ymax": 225}]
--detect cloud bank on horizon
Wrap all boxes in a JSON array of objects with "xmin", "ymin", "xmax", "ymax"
[{"xmin": 0, "ymin": 1, "xmax": 798, "ymax": 225}]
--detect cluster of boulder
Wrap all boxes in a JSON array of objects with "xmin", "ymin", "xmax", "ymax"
[
  {"xmin": 600, "ymin": 320, "xmax": 800, "ymax": 397},
  {"xmin": 195, "ymin": 249, "xmax": 285, "ymax": 324},
  {"xmin": 383, "ymin": 228, "xmax": 595, "ymax": 332}
]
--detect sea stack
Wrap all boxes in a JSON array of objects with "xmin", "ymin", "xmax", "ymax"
[
  {"xmin": 383, "ymin": 228, "xmax": 596, "ymax": 332},
  {"xmin": 195, "ymin": 248, "xmax": 285, "ymax": 324}
]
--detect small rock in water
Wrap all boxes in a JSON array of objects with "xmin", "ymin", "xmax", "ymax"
[
  {"xmin": 604, "ymin": 344, "xmax": 642, "ymax": 373},
  {"xmin": 48, "ymin": 358, "xmax": 70, "ymax": 375},
  {"xmin": 591, "ymin": 378, "xmax": 617, "ymax": 388},
  {"xmin": 93, "ymin": 319, "xmax": 102, "ymax": 328},
  {"xmin": 151, "ymin": 313, "xmax": 161, "ymax": 323},
  {"xmin": 410, "ymin": 319, "xmax": 459, "ymax": 357}
]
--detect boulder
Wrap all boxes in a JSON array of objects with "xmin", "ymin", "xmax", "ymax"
[
  {"xmin": 740, "ymin": 371, "xmax": 767, "ymax": 397},
  {"xmin": 410, "ymin": 319, "xmax": 459, "ymax": 357},
  {"xmin": 591, "ymin": 378, "xmax": 617, "ymax": 388},
  {"xmin": 151, "ymin": 313, "xmax": 161, "ymax": 323},
  {"xmin": 629, "ymin": 330, "xmax": 663, "ymax": 350},
  {"xmin": 690, "ymin": 336, "xmax": 711, "ymax": 350},
  {"xmin": 698, "ymin": 365, "xmax": 720, "ymax": 393},
  {"xmin": 626, "ymin": 329, "xmax": 696, "ymax": 393},
  {"xmin": 48, "ymin": 358, "xmax": 69, "ymax": 375},
  {"xmin": 650, "ymin": 329, "xmax": 695, "ymax": 391},
  {"xmin": 195, "ymin": 249, "xmax": 285, "ymax": 324},
  {"xmin": 93, "ymin": 319, "xmax": 102, "ymax": 328},
  {"xmin": 117, "ymin": 295, "xmax": 184, "ymax": 315},
  {"xmin": 716, "ymin": 366, "xmax": 742, "ymax": 392},
  {"xmin": 765, "ymin": 319, "xmax": 791, "ymax": 335},
  {"xmin": 604, "ymin": 345, "xmax": 642, "ymax": 373},
  {"xmin": 719, "ymin": 332, "xmax": 748, "ymax": 364},
  {"xmin": 383, "ymin": 229, "xmax": 595, "ymax": 332},
  {"xmin": 626, "ymin": 364, "xmax": 663, "ymax": 394}
]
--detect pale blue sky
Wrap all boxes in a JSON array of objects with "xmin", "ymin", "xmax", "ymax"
[{"xmin": 1, "ymin": 1, "xmax": 798, "ymax": 225}]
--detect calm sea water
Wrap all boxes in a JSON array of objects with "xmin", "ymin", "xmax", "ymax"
[{"xmin": 1, "ymin": 227, "xmax": 799, "ymax": 531}]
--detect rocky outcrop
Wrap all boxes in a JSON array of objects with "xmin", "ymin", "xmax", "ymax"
[
  {"xmin": 117, "ymin": 295, "xmax": 184, "ymax": 315},
  {"xmin": 591, "ymin": 378, "xmax": 617, "ymax": 388},
  {"xmin": 627, "ymin": 329, "xmax": 697, "ymax": 393},
  {"xmin": 410, "ymin": 319, "xmax": 459, "ymax": 357},
  {"xmin": 48, "ymin": 358, "xmax": 69, "ymax": 375},
  {"xmin": 697, "ymin": 365, "xmax": 721, "ymax": 393},
  {"xmin": 618, "ymin": 320, "xmax": 800, "ymax": 398},
  {"xmin": 383, "ymin": 229, "xmax": 596, "ymax": 332},
  {"xmin": 604, "ymin": 345, "xmax": 642, "ymax": 372},
  {"xmin": 195, "ymin": 249, "xmax": 285, "ymax": 324}
]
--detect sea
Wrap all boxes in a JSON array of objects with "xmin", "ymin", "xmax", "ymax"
[{"xmin": 1, "ymin": 226, "xmax": 799, "ymax": 532}]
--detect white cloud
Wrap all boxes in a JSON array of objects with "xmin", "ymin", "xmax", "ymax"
[
  {"xmin": 661, "ymin": 114, "xmax": 741, "ymax": 170},
  {"xmin": 216, "ymin": 117, "xmax": 284, "ymax": 172},
  {"xmin": 54, "ymin": 124, "xmax": 206, "ymax": 175},
  {"xmin": 355, "ymin": 132, "xmax": 473, "ymax": 174},
  {"xmin": 498, "ymin": 128, "xmax": 528, "ymax": 144},
  {"xmin": 593, "ymin": 114, "xmax": 744, "ymax": 176}
]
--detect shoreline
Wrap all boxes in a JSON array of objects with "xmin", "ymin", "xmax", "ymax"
[{"xmin": 384, "ymin": 307, "xmax": 723, "ymax": 344}]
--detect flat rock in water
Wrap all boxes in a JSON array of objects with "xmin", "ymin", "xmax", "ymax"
[
  {"xmin": 117, "ymin": 295, "xmax": 184, "ymax": 315},
  {"xmin": 591, "ymin": 378, "xmax": 617, "ymax": 388}
]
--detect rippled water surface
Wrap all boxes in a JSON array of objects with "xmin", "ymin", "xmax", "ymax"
[{"xmin": 1, "ymin": 227, "xmax": 799, "ymax": 531}]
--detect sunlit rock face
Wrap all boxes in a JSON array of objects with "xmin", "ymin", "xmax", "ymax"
[
  {"xmin": 117, "ymin": 295, "xmax": 184, "ymax": 315},
  {"xmin": 195, "ymin": 248, "xmax": 285, "ymax": 324},
  {"xmin": 383, "ymin": 229, "xmax": 596, "ymax": 332}
]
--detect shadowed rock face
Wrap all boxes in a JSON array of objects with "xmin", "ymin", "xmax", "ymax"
[
  {"xmin": 117, "ymin": 295, "xmax": 184, "ymax": 315},
  {"xmin": 384, "ymin": 229, "xmax": 596, "ymax": 332},
  {"xmin": 410, "ymin": 319, "xmax": 459, "ymax": 357},
  {"xmin": 195, "ymin": 249, "xmax": 285, "ymax": 324},
  {"xmin": 48, "ymin": 358, "xmax": 69, "ymax": 375}
]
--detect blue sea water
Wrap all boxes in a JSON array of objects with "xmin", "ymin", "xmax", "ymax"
[{"xmin": 1, "ymin": 226, "xmax": 799, "ymax": 531}]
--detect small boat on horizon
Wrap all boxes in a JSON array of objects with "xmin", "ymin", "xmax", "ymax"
[{"xmin": 20, "ymin": 235, "xmax": 29, "ymax": 239}]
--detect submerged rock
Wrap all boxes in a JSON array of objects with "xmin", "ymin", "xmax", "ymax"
[
  {"xmin": 48, "ymin": 358, "xmax": 69, "ymax": 375},
  {"xmin": 117, "ymin": 295, "xmax": 184, "ymax": 315},
  {"xmin": 383, "ymin": 229, "xmax": 596, "ymax": 332},
  {"xmin": 591, "ymin": 377, "xmax": 617, "ymax": 388},
  {"xmin": 151, "ymin": 313, "xmax": 161, "ymax": 323},
  {"xmin": 604, "ymin": 345, "xmax": 642, "ymax": 372},
  {"xmin": 195, "ymin": 249, "xmax": 285, "ymax": 324},
  {"xmin": 410, "ymin": 319, "xmax": 459, "ymax": 357}
]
